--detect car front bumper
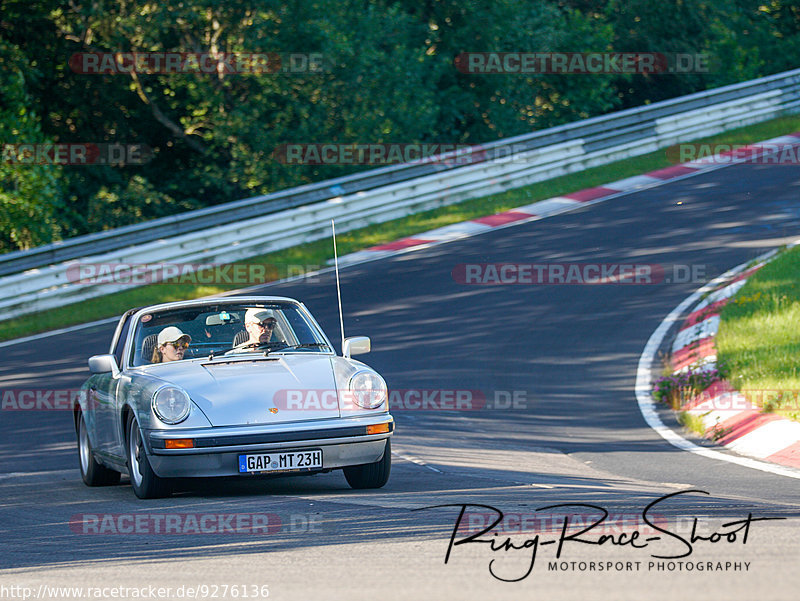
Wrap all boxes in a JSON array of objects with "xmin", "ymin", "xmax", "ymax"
[{"xmin": 144, "ymin": 415, "xmax": 393, "ymax": 478}]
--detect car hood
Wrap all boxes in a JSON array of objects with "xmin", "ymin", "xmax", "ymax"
[{"xmin": 149, "ymin": 355, "xmax": 340, "ymax": 426}]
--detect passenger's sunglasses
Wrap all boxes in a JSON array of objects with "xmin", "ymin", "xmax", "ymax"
[{"xmin": 167, "ymin": 341, "xmax": 189, "ymax": 350}]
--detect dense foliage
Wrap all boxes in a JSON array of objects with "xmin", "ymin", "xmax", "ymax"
[{"xmin": 2, "ymin": 0, "xmax": 799, "ymax": 251}]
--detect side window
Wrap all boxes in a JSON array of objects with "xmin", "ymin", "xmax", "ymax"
[{"xmin": 113, "ymin": 315, "xmax": 132, "ymax": 368}]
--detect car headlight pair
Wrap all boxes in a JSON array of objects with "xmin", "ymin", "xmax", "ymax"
[
  {"xmin": 153, "ymin": 373, "xmax": 384, "ymax": 421},
  {"xmin": 349, "ymin": 370, "xmax": 387, "ymax": 409},
  {"xmin": 152, "ymin": 386, "xmax": 191, "ymax": 424}
]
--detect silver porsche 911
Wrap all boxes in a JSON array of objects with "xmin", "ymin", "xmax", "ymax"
[{"xmin": 75, "ymin": 296, "xmax": 393, "ymax": 498}]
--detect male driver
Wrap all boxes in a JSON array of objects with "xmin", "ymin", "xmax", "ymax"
[
  {"xmin": 239, "ymin": 308, "xmax": 278, "ymax": 348},
  {"xmin": 152, "ymin": 326, "xmax": 191, "ymax": 363}
]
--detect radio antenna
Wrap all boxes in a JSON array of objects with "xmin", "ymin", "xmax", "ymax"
[{"xmin": 331, "ymin": 219, "xmax": 345, "ymax": 355}]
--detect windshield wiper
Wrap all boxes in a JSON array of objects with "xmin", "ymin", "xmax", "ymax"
[
  {"xmin": 224, "ymin": 341, "xmax": 329, "ymax": 356},
  {"xmin": 274, "ymin": 342, "xmax": 331, "ymax": 351},
  {"xmin": 223, "ymin": 341, "xmax": 280, "ymax": 356}
]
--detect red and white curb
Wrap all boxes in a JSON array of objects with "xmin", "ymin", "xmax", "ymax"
[
  {"xmin": 636, "ymin": 246, "xmax": 800, "ymax": 479},
  {"xmin": 668, "ymin": 259, "xmax": 800, "ymax": 469},
  {"xmin": 337, "ymin": 133, "xmax": 800, "ymax": 266}
]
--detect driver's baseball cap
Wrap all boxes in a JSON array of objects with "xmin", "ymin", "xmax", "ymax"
[
  {"xmin": 245, "ymin": 308, "xmax": 276, "ymax": 324},
  {"xmin": 157, "ymin": 326, "xmax": 192, "ymax": 346}
]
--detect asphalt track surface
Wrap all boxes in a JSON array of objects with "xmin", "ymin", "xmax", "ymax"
[{"xmin": 2, "ymin": 161, "xmax": 800, "ymax": 600}]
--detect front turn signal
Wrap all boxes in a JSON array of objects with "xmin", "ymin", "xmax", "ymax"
[{"xmin": 165, "ymin": 439, "xmax": 195, "ymax": 449}]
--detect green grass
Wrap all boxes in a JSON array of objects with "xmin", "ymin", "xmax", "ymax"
[
  {"xmin": 3, "ymin": 114, "xmax": 800, "ymax": 342},
  {"xmin": 678, "ymin": 411, "xmax": 708, "ymax": 437},
  {"xmin": 716, "ymin": 245, "xmax": 800, "ymax": 422}
]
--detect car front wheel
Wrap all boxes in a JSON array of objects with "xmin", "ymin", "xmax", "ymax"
[
  {"xmin": 126, "ymin": 414, "xmax": 170, "ymax": 499},
  {"xmin": 343, "ymin": 439, "xmax": 391, "ymax": 489},
  {"xmin": 77, "ymin": 411, "xmax": 120, "ymax": 486}
]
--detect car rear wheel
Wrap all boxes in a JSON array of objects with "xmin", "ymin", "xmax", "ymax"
[
  {"xmin": 77, "ymin": 411, "xmax": 120, "ymax": 486},
  {"xmin": 126, "ymin": 414, "xmax": 171, "ymax": 499},
  {"xmin": 343, "ymin": 439, "xmax": 391, "ymax": 489}
]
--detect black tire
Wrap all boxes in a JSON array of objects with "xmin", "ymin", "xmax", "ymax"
[
  {"xmin": 343, "ymin": 438, "xmax": 391, "ymax": 489},
  {"xmin": 125, "ymin": 413, "xmax": 171, "ymax": 499},
  {"xmin": 77, "ymin": 411, "xmax": 120, "ymax": 486}
]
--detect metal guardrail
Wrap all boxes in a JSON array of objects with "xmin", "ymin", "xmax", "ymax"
[
  {"xmin": 2, "ymin": 68, "xmax": 800, "ymax": 320},
  {"xmin": 3, "ymin": 67, "xmax": 799, "ymax": 278}
]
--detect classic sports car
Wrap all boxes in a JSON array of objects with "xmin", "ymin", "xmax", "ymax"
[{"xmin": 75, "ymin": 296, "xmax": 393, "ymax": 498}]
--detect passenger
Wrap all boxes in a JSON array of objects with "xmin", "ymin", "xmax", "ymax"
[{"xmin": 151, "ymin": 326, "xmax": 191, "ymax": 363}]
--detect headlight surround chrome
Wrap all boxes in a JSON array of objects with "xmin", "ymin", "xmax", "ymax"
[
  {"xmin": 152, "ymin": 386, "xmax": 191, "ymax": 424},
  {"xmin": 348, "ymin": 370, "xmax": 387, "ymax": 409}
]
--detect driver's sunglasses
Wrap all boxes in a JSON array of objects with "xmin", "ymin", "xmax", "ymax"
[
  {"xmin": 253, "ymin": 320, "xmax": 276, "ymax": 329},
  {"xmin": 168, "ymin": 341, "xmax": 189, "ymax": 350}
]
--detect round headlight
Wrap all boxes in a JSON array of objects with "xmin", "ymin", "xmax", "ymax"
[
  {"xmin": 349, "ymin": 371, "xmax": 387, "ymax": 409},
  {"xmin": 152, "ymin": 386, "xmax": 191, "ymax": 424}
]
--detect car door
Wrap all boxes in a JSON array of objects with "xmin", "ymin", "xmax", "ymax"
[{"xmin": 93, "ymin": 313, "xmax": 131, "ymax": 457}]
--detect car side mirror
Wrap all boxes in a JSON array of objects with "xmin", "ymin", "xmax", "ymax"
[
  {"xmin": 343, "ymin": 336, "xmax": 370, "ymax": 358},
  {"xmin": 88, "ymin": 354, "xmax": 120, "ymax": 376}
]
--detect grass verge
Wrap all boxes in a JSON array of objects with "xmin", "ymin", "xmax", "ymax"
[
  {"xmin": 715, "ymin": 244, "xmax": 800, "ymax": 423},
  {"xmin": 677, "ymin": 411, "xmax": 708, "ymax": 437},
  {"xmin": 3, "ymin": 114, "xmax": 800, "ymax": 342}
]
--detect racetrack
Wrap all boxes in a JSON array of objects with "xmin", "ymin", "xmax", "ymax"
[{"xmin": 2, "ymin": 161, "xmax": 800, "ymax": 600}]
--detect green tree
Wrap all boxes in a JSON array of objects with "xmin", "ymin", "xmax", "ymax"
[
  {"xmin": 1, "ymin": 0, "xmax": 798, "ymax": 251},
  {"xmin": 392, "ymin": 0, "xmax": 621, "ymax": 140},
  {"xmin": 0, "ymin": 37, "xmax": 63, "ymax": 251}
]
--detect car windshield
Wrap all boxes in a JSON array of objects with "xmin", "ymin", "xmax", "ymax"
[{"xmin": 129, "ymin": 302, "xmax": 329, "ymax": 367}]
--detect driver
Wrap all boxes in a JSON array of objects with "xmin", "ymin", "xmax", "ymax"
[
  {"xmin": 151, "ymin": 326, "xmax": 191, "ymax": 363},
  {"xmin": 237, "ymin": 308, "xmax": 277, "ymax": 349}
]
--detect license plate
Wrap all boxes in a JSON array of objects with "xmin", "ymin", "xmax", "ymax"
[{"xmin": 238, "ymin": 449, "xmax": 323, "ymax": 474}]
